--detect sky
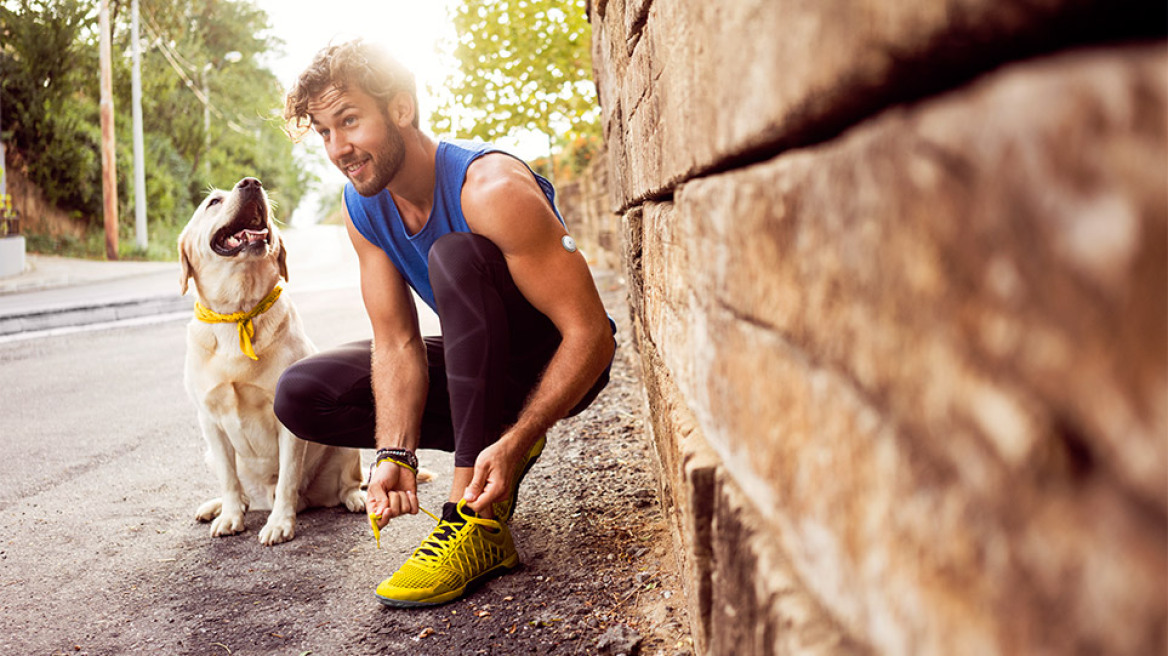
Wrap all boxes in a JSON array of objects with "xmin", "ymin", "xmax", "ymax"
[
  {"xmin": 250, "ymin": 0, "xmax": 456, "ymax": 218},
  {"xmin": 252, "ymin": 0, "xmax": 456, "ymax": 128},
  {"xmin": 250, "ymin": 0, "xmax": 548, "ymax": 221}
]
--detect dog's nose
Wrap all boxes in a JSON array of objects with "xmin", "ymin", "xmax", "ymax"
[{"xmin": 236, "ymin": 177, "xmax": 262, "ymax": 190}]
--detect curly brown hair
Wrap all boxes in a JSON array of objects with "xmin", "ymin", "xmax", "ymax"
[{"xmin": 282, "ymin": 38, "xmax": 418, "ymax": 140}]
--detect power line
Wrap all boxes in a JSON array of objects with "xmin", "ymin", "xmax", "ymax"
[{"xmin": 139, "ymin": 10, "xmax": 250, "ymax": 135}]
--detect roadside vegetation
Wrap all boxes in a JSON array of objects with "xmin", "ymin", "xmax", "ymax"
[
  {"xmin": 1, "ymin": 0, "xmax": 599, "ymax": 259},
  {"xmin": 0, "ymin": 0, "xmax": 311, "ymax": 261}
]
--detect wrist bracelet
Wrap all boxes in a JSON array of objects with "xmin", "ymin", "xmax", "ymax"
[{"xmin": 372, "ymin": 447, "xmax": 418, "ymax": 474}]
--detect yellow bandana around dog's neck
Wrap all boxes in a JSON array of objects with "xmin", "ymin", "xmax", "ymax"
[{"xmin": 193, "ymin": 285, "xmax": 283, "ymax": 361}]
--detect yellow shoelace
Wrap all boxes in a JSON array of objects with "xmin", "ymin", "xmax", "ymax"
[
  {"xmin": 193, "ymin": 285, "xmax": 283, "ymax": 361},
  {"xmin": 406, "ymin": 500, "xmax": 505, "ymax": 567},
  {"xmin": 370, "ymin": 504, "xmax": 441, "ymax": 549}
]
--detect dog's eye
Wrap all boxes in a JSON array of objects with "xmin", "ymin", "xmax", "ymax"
[{"xmin": 208, "ymin": 197, "xmax": 222, "ymax": 207}]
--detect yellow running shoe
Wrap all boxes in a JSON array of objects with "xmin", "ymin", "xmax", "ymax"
[
  {"xmin": 492, "ymin": 434, "xmax": 546, "ymax": 523},
  {"xmin": 375, "ymin": 499, "xmax": 518, "ymax": 607}
]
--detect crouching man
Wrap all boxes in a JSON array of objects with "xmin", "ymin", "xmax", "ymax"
[{"xmin": 274, "ymin": 39, "xmax": 616, "ymax": 607}]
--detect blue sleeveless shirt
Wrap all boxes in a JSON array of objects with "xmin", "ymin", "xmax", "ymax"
[{"xmin": 344, "ymin": 140, "xmax": 564, "ymax": 311}]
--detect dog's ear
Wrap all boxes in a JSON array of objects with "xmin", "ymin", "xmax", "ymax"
[
  {"xmin": 179, "ymin": 237, "xmax": 194, "ymax": 295},
  {"xmin": 277, "ymin": 235, "xmax": 289, "ymax": 282}
]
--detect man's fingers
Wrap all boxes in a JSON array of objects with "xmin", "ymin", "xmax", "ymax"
[
  {"xmin": 375, "ymin": 491, "xmax": 419, "ymax": 522},
  {"xmin": 463, "ymin": 465, "xmax": 488, "ymax": 503},
  {"xmin": 467, "ymin": 474, "xmax": 504, "ymax": 514},
  {"xmin": 367, "ymin": 486, "xmax": 388, "ymax": 516}
]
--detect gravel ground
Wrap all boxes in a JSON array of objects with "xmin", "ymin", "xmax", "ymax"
[
  {"xmin": 10, "ymin": 270, "xmax": 694, "ymax": 656},
  {"xmin": 333, "ymin": 271, "xmax": 697, "ymax": 656}
]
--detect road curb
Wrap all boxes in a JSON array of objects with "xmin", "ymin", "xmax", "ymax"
[{"xmin": 0, "ymin": 295, "xmax": 192, "ymax": 336}]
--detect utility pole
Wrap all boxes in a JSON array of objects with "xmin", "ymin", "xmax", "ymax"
[
  {"xmin": 1, "ymin": 86, "xmax": 6, "ymax": 204},
  {"xmin": 131, "ymin": 0, "xmax": 147, "ymax": 249},
  {"xmin": 202, "ymin": 63, "xmax": 211, "ymax": 183},
  {"xmin": 99, "ymin": 0, "xmax": 119, "ymax": 260}
]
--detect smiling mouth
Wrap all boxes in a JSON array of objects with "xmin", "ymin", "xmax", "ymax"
[
  {"xmin": 343, "ymin": 158, "xmax": 368, "ymax": 175},
  {"xmin": 211, "ymin": 197, "xmax": 270, "ymax": 256}
]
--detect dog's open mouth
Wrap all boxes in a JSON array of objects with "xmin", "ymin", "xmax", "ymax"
[{"xmin": 211, "ymin": 198, "xmax": 270, "ymax": 256}]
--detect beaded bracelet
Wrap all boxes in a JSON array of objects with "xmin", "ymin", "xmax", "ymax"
[{"xmin": 371, "ymin": 447, "xmax": 418, "ymax": 475}]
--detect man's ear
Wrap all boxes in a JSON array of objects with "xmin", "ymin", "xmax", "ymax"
[{"xmin": 389, "ymin": 91, "xmax": 416, "ymax": 128}]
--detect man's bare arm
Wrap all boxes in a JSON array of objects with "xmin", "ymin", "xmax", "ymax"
[
  {"xmin": 344, "ymin": 200, "xmax": 428, "ymax": 522},
  {"xmin": 459, "ymin": 154, "xmax": 616, "ymax": 512}
]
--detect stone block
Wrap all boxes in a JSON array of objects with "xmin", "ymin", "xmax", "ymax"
[
  {"xmin": 709, "ymin": 469, "xmax": 867, "ymax": 656},
  {"xmin": 620, "ymin": 206, "xmax": 644, "ymax": 324},
  {"xmin": 595, "ymin": 0, "xmax": 1166, "ymax": 209},
  {"xmin": 635, "ymin": 317, "xmax": 864, "ymax": 655},
  {"xmin": 681, "ymin": 45, "xmax": 1167, "ymax": 512}
]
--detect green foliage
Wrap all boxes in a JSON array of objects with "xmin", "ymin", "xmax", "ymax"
[
  {"xmin": 0, "ymin": 0, "xmax": 102, "ymax": 212},
  {"xmin": 431, "ymin": 0, "xmax": 600, "ymax": 158},
  {"xmin": 0, "ymin": 0, "xmax": 315, "ymax": 259}
]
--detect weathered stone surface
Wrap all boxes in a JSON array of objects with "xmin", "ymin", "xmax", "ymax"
[
  {"xmin": 681, "ymin": 45, "xmax": 1167, "ymax": 512},
  {"xmin": 558, "ymin": 150, "xmax": 622, "ymax": 270},
  {"xmin": 632, "ymin": 46, "xmax": 1166, "ymax": 656},
  {"xmin": 587, "ymin": 0, "xmax": 1168, "ymax": 654},
  {"xmin": 590, "ymin": 0, "xmax": 1166, "ymax": 210},
  {"xmin": 635, "ymin": 314, "xmax": 861, "ymax": 655},
  {"xmin": 634, "ymin": 321, "xmax": 708, "ymax": 646},
  {"xmin": 709, "ymin": 469, "xmax": 869, "ymax": 656}
]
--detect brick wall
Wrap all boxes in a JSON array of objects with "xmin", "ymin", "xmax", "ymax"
[{"xmin": 585, "ymin": 0, "xmax": 1167, "ymax": 653}]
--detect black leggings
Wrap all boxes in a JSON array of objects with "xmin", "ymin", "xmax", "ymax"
[{"xmin": 274, "ymin": 232, "xmax": 613, "ymax": 467}]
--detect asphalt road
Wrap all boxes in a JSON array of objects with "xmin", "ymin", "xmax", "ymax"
[
  {"xmin": 0, "ymin": 229, "xmax": 691, "ymax": 655},
  {"xmin": 0, "ymin": 282, "xmax": 458, "ymax": 654}
]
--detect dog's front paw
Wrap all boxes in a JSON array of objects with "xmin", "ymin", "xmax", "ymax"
[
  {"xmin": 342, "ymin": 488, "xmax": 367, "ymax": 513},
  {"xmin": 195, "ymin": 498, "xmax": 222, "ymax": 523},
  {"xmin": 209, "ymin": 511, "xmax": 246, "ymax": 537},
  {"xmin": 258, "ymin": 515, "xmax": 296, "ymax": 545}
]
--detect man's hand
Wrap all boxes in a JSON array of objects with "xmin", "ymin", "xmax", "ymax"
[
  {"xmin": 463, "ymin": 437, "xmax": 523, "ymax": 516},
  {"xmin": 368, "ymin": 461, "xmax": 419, "ymax": 528}
]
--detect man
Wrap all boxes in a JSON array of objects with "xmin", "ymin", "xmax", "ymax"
[{"xmin": 274, "ymin": 39, "xmax": 616, "ymax": 608}]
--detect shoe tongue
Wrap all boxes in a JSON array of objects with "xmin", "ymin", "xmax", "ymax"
[
  {"xmin": 416, "ymin": 503, "xmax": 470, "ymax": 559},
  {"xmin": 442, "ymin": 501, "xmax": 480, "ymax": 522},
  {"xmin": 441, "ymin": 502, "xmax": 463, "ymax": 522}
]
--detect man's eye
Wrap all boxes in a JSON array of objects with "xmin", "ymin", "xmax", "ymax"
[{"xmin": 343, "ymin": 116, "xmax": 357, "ymax": 126}]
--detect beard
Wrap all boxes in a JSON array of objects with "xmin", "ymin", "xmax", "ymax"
[{"xmin": 344, "ymin": 120, "xmax": 407, "ymax": 197}]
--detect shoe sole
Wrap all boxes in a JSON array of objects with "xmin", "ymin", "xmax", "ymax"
[
  {"xmin": 494, "ymin": 435, "xmax": 546, "ymax": 523},
  {"xmin": 374, "ymin": 552, "xmax": 521, "ymax": 608}
]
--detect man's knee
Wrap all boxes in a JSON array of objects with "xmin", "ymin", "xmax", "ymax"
[{"xmin": 273, "ymin": 361, "xmax": 316, "ymax": 435}]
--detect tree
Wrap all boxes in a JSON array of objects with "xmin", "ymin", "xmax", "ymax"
[
  {"xmin": 0, "ymin": 0, "xmax": 314, "ymax": 257},
  {"xmin": 431, "ymin": 0, "xmax": 600, "ymax": 175},
  {"xmin": 0, "ymin": 0, "xmax": 102, "ymax": 213}
]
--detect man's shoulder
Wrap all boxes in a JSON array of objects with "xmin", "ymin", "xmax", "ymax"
[{"xmin": 462, "ymin": 153, "xmax": 536, "ymax": 200}]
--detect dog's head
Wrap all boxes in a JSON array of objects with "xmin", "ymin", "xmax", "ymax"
[{"xmin": 178, "ymin": 177, "xmax": 288, "ymax": 297}]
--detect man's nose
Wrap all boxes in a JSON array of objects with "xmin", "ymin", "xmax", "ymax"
[{"xmin": 329, "ymin": 131, "xmax": 352, "ymax": 159}]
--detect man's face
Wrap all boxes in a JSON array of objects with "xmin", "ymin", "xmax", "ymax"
[{"xmin": 308, "ymin": 85, "xmax": 405, "ymax": 196}]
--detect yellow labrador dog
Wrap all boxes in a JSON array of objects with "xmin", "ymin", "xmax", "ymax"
[{"xmin": 179, "ymin": 177, "xmax": 364, "ymax": 545}]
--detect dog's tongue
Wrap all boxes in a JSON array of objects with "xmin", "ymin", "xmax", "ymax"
[{"xmin": 225, "ymin": 228, "xmax": 268, "ymax": 249}]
